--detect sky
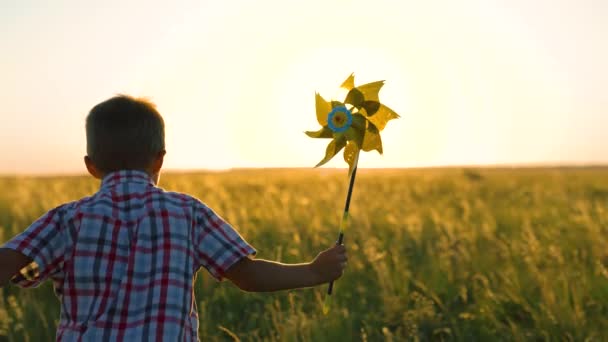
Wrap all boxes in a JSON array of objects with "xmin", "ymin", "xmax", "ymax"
[{"xmin": 0, "ymin": 0, "xmax": 606, "ymax": 174}]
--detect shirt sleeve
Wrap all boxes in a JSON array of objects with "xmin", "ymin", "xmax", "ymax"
[
  {"xmin": 1, "ymin": 206, "xmax": 71, "ymax": 287},
  {"xmin": 192, "ymin": 201, "xmax": 256, "ymax": 281}
]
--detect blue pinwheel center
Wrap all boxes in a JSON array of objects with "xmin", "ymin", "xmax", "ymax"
[{"xmin": 327, "ymin": 106, "xmax": 353, "ymax": 133}]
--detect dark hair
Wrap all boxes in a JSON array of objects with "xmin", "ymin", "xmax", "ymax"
[{"xmin": 86, "ymin": 94, "xmax": 165, "ymax": 173}]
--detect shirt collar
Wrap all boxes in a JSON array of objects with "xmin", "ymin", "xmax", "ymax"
[{"xmin": 100, "ymin": 170, "xmax": 155, "ymax": 190}]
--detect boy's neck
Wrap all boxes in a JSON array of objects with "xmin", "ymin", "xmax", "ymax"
[{"xmin": 99, "ymin": 169, "xmax": 161, "ymax": 185}]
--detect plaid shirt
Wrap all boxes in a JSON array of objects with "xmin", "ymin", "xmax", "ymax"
[{"xmin": 2, "ymin": 170, "xmax": 256, "ymax": 341}]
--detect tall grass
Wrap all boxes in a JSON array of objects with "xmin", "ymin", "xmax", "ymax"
[{"xmin": 1, "ymin": 168, "xmax": 607, "ymax": 341}]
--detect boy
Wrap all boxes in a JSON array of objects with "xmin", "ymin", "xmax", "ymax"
[{"xmin": 0, "ymin": 95, "xmax": 347, "ymax": 341}]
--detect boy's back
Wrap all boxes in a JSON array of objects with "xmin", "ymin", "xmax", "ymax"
[
  {"xmin": 0, "ymin": 95, "xmax": 347, "ymax": 341},
  {"xmin": 5, "ymin": 170, "xmax": 255, "ymax": 341}
]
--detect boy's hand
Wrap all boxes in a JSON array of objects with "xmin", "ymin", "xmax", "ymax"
[
  {"xmin": 309, "ymin": 244, "xmax": 348, "ymax": 283},
  {"xmin": 0, "ymin": 248, "xmax": 32, "ymax": 288}
]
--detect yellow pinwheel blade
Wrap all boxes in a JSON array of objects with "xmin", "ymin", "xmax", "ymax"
[
  {"xmin": 344, "ymin": 125, "xmax": 364, "ymax": 150},
  {"xmin": 343, "ymin": 141, "xmax": 359, "ymax": 176},
  {"xmin": 315, "ymin": 93, "xmax": 331, "ymax": 126},
  {"xmin": 340, "ymin": 73, "xmax": 355, "ymax": 90},
  {"xmin": 315, "ymin": 136, "xmax": 347, "ymax": 167},
  {"xmin": 305, "ymin": 126, "xmax": 334, "ymax": 139},
  {"xmin": 362, "ymin": 123, "xmax": 383, "ymax": 154},
  {"xmin": 365, "ymin": 104, "xmax": 400, "ymax": 131},
  {"xmin": 344, "ymin": 88, "xmax": 364, "ymax": 108},
  {"xmin": 356, "ymin": 80, "xmax": 384, "ymax": 102},
  {"xmin": 361, "ymin": 101, "xmax": 381, "ymax": 116},
  {"xmin": 350, "ymin": 113, "xmax": 367, "ymax": 131}
]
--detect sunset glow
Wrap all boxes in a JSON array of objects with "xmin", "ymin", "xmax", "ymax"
[{"xmin": 1, "ymin": 0, "xmax": 606, "ymax": 174}]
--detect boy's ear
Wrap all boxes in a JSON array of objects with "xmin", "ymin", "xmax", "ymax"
[
  {"xmin": 84, "ymin": 156, "xmax": 103, "ymax": 179},
  {"xmin": 151, "ymin": 150, "xmax": 166, "ymax": 174}
]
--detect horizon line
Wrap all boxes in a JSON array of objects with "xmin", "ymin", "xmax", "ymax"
[{"xmin": 1, "ymin": 162, "xmax": 607, "ymax": 177}]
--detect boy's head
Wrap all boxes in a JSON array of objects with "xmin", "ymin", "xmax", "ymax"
[{"xmin": 85, "ymin": 95, "xmax": 166, "ymax": 181}]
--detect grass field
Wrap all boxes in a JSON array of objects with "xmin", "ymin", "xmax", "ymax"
[{"xmin": 1, "ymin": 168, "xmax": 607, "ymax": 341}]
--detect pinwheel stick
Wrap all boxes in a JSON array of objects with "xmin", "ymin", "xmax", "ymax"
[{"xmin": 323, "ymin": 149, "xmax": 360, "ymax": 314}]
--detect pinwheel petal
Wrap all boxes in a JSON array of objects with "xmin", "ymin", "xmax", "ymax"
[
  {"xmin": 361, "ymin": 101, "xmax": 381, "ymax": 116},
  {"xmin": 316, "ymin": 92, "xmax": 331, "ymax": 126},
  {"xmin": 351, "ymin": 113, "xmax": 367, "ymax": 131},
  {"xmin": 362, "ymin": 123, "xmax": 383, "ymax": 154},
  {"xmin": 365, "ymin": 104, "xmax": 400, "ymax": 131},
  {"xmin": 356, "ymin": 81, "xmax": 384, "ymax": 102},
  {"xmin": 315, "ymin": 136, "xmax": 347, "ymax": 167},
  {"xmin": 344, "ymin": 126, "xmax": 364, "ymax": 150},
  {"xmin": 343, "ymin": 140, "xmax": 359, "ymax": 176},
  {"xmin": 305, "ymin": 126, "xmax": 334, "ymax": 139},
  {"xmin": 344, "ymin": 88, "xmax": 364, "ymax": 108},
  {"xmin": 331, "ymin": 100, "xmax": 345, "ymax": 108},
  {"xmin": 340, "ymin": 73, "xmax": 355, "ymax": 90}
]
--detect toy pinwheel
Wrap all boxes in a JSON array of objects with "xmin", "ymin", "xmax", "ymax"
[{"xmin": 305, "ymin": 73, "xmax": 399, "ymax": 313}]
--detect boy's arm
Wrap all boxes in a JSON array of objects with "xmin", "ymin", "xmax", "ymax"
[
  {"xmin": 225, "ymin": 244, "xmax": 347, "ymax": 292},
  {"xmin": 0, "ymin": 248, "xmax": 33, "ymax": 288}
]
